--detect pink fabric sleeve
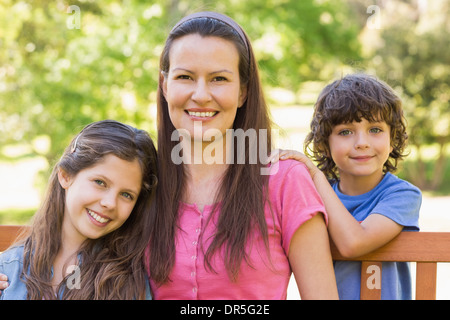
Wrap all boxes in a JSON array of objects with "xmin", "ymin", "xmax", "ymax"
[{"xmin": 270, "ymin": 160, "xmax": 328, "ymax": 255}]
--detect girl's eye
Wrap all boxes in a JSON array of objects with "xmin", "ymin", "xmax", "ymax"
[
  {"xmin": 94, "ymin": 179, "xmax": 106, "ymax": 187},
  {"xmin": 338, "ymin": 129, "xmax": 352, "ymax": 136},
  {"xmin": 121, "ymin": 192, "xmax": 134, "ymax": 200}
]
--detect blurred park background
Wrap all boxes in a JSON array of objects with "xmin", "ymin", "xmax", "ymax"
[{"xmin": 0, "ymin": 0, "xmax": 449, "ymax": 299}]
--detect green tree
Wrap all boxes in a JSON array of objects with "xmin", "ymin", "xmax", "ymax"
[
  {"xmin": 0, "ymin": 0, "xmax": 361, "ymax": 169},
  {"xmin": 367, "ymin": 0, "xmax": 450, "ymax": 190}
]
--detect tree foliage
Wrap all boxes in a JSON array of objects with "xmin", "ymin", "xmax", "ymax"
[
  {"xmin": 0, "ymin": 0, "xmax": 448, "ymax": 191},
  {"xmin": 365, "ymin": 0, "xmax": 450, "ymax": 190},
  {"xmin": 0, "ymin": 0, "xmax": 360, "ymax": 164}
]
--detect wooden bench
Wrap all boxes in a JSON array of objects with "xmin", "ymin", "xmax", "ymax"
[
  {"xmin": 330, "ymin": 232, "xmax": 450, "ymax": 300},
  {"xmin": 0, "ymin": 225, "xmax": 30, "ymax": 252}
]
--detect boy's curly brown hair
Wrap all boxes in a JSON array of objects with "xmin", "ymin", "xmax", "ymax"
[{"xmin": 304, "ymin": 73, "xmax": 408, "ymax": 181}]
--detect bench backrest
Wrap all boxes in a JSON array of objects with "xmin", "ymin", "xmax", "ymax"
[
  {"xmin": 330, "ymin": 232, "xmax": 450, "ymax": 300},
  {"xmin": 0, "ymin": 225, "xmax": 30, "ymax": 252}
]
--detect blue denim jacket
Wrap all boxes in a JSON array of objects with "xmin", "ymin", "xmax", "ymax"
[
  {"xmin": 0, "ymin": 245, "xmax": 28, "ymax": 300},
  {"xmin": 0, "ymin": 245, "xmax": 152, "ymax": 300}
]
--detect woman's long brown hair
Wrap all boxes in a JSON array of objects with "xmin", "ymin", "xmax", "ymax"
[
  {"xmin": 20, "ymin": 120, "xmax": 157, "ymax": 299},
  {"xmin": 148, "ymin": 16, "xmax": 273, "ymax": 284}
]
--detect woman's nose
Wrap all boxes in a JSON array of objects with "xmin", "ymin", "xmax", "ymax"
[{"xmin": 191, "ymin": 80, "xmax": 212, "ymax": 104}]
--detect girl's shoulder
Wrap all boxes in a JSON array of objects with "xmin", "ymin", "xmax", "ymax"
[{"xmin": 0, "ymin": 245, "xmax": 25, "ymax": 266}]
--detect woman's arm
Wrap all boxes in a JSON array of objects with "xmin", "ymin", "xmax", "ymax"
[
  {"xmin": 289, "ymin": 213, "xmax": 338, "ymax": 299},
  {"xmin": 276, "ymin": 150, "xmax": 403, "ymax": 258}
]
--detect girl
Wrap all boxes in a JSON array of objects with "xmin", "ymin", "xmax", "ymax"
[
  {"xmin": 146, "ymin": 11, "xmax": 338, "ymax": 299},
  {"xmin": 276, "ymin": 73, "xmax": 422, "ymax": 299},
  {"xmin": 0, "ymin": 120, "xmax": 157, "ymax": 299}
]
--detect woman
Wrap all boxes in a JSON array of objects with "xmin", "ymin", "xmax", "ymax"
[{"xmin": 146, "ymin": 11, "xmax": 338, "ymax": 299}]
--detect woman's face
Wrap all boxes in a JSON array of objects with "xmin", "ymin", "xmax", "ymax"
[{"xmin": 163, "ymin": 34, "xmax": 247, "ymax": 141}]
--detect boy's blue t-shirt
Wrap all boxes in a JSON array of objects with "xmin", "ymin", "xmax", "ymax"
[{"xmin": 331, "ymin": 172, "xmax": 422, "ymax": 300}]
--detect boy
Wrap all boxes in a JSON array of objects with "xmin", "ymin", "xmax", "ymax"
[{"xmin": 278, "ymin": 73, "xmax": 421, "ymax": 299}]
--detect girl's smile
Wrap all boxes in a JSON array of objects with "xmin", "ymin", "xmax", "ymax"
[
  {"xmin": 58, "ymin": 154, "xmax": 142, "ymax": 245},
  {"xmin": 86, "ymin": 208, "xmax": 111, "ymax": 226}
]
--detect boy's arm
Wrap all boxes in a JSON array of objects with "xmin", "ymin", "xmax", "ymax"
[{"xmin": 273, "ymin": 150, "xmax": 403, "ymax": 258}]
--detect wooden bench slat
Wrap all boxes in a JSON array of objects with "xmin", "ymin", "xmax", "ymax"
[
  {"xmin": 360, "ymin": 261, "xmax": 382, "ymax": 300},
  {"xmin": 0, "ymin": 225, "xmax": 29, "ymax": 251},
  {"xmin": 330, "ymin": 231, "xmax": 450, "ymax": 300},
  {"xmin": 331, "ymin": 232, "xmax": 450, "ymax": 262},
  {"xmin": 416, "ymin": 262, "xmax": 437, "ymax": 300}
]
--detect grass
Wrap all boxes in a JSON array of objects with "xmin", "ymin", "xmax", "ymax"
[{"xmin": 0, "ymin": 207, "xmax": 36, "ymax": 225}]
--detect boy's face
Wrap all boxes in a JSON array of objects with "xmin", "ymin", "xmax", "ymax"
[{"xmin": 328, "ymin": 118, "xmax": 393, "ymax": 183}]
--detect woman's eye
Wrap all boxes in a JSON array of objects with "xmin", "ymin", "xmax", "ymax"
[
  {"xmin": 176, "ymin": 75, "xmax": 191, "ymax": 80},
  {"xmin": 212, "ymin": 76, "xmax": 227, "ymax": 82}
]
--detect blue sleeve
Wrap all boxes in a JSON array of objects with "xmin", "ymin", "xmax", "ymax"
[
  {"xmin": 370, "ymin": 184, "xmax": 421, "ymax": 231},
  {"xmin": 0, "ymin": 246, "xmax": 28, "ymax": 300}
]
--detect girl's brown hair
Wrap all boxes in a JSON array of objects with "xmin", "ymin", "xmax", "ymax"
[
  {"xmin": 21, "ymin": 120, "xmax": 157, "ymax": 299},
  {"xmin": 148, "ymin": 14, "xmax": 273, "ymax": 284},
  {"xmin": 304, "ymin": 73, "xmax": 408, "ymax": 181}
]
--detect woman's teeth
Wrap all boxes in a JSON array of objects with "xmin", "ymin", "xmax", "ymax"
[
  {"xmin": 188, "ymin": 111, "xmax": 217, "ymax": 117},
  {"xmin": 87, "ymin": 209, "xmax": 110, "ymax": 223}
]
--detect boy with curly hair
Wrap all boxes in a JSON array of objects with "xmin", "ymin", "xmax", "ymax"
[{"xmin": 278, "ymin": 73, "xmax": 421, "ymax": 299}]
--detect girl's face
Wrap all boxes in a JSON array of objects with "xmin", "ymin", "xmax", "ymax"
[
  {"xmin": 58, "ymin": 154, "xmax": 142, "ymax": 245},
  {"xmin": 328, "ymin": 118, "xmax": 393, "ymax": 184},
  {"xmin": 163, "ymin": 34, "xmax": 247, "ymax": 141}
]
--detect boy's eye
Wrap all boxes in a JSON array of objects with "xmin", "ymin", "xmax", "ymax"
[
  {"xmin": 338, "ymin": 129, "xmax": 352, "ymax": 136},
  {"xmin": 370, "ymin": 127, "xmax": 382, "ymax": 134}
]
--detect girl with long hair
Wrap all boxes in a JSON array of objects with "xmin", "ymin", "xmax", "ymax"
[
  {"xmin": 146, "ymin": 11, "xmax": 338, "ymax": 299},
  {"xmin": 0, "ymin": 120, "xmax": 157, "ymax": 299}
]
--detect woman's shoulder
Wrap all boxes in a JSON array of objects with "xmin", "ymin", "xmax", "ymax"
[{"xmin": 266, "ymin": 158, "xmax": 310, "ymax": 179}]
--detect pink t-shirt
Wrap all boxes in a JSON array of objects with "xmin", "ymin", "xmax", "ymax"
[{"xmin": 148, "ymin": 160, "xmax": 327, "ymax": 299}]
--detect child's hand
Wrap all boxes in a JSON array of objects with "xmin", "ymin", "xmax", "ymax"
[
  {"xmin": 0, "ymin": 274, "xmax": 8, "ymax": 294},
  {"xmin": 269, "ymin": 149, "xmax": 321, "ymax": 179}
]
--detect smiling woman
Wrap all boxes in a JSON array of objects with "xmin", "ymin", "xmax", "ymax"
[
  {"xmin": 162, "ymin": 34, "xmax": 247, "ymax": 142},
  {"xmin": 146, "ymin": 11, "xmax": 338, "ymax": 300}
]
